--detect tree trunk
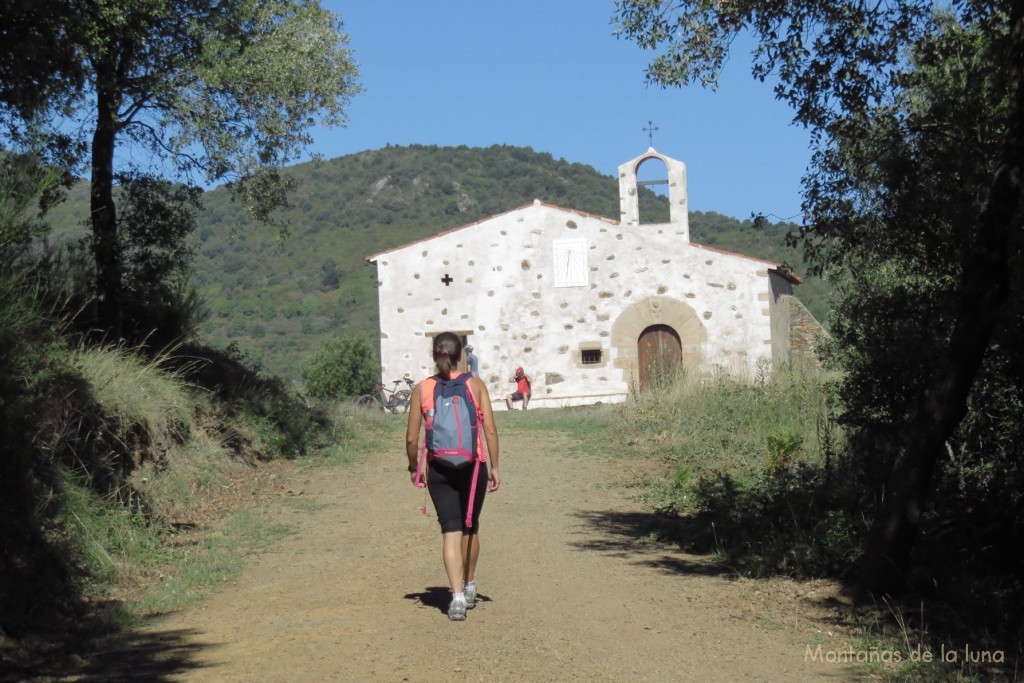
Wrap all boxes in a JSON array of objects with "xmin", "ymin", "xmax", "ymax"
[
  {"xmin": 90, "ymin": 62, "xmax": 122, "ymax": 339},
  {"xmin": 862, "ymin": 2, "xmax": 1024, "ymax": 593}
]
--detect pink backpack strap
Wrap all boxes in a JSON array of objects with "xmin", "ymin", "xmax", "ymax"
[
  {"xmin": 465, "ymin": 459, "xmax": 482, "ymax": 529},
  {"xmin": 462, "ymin": 378, "xmax": 487, "ymax": 463},
  {"xmin": 463, "ymin": 377, "xmax": 487, "ymax": 528},
  {"xmin": 415, "ymin": 377, "xmax": 437, "ymax": 486}
]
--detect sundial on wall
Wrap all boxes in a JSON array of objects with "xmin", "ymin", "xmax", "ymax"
[{"xmin": 552, "ymin": 238, "xmax": 588, "ymax": 287}]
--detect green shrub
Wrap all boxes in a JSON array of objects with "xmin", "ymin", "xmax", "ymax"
[
  {"xmin": 301, "ymin": 332, "xmax": 379, "ymax": 400},
  {"xmin": 615, "ymin": 363, "xmax": 863, "ymax": 577},
  {"xmin": 765, "ymin": 429, "xmax": 804, "ymax": 477}
]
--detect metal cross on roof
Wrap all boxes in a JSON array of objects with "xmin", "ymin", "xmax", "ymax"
[{"xmin": 643, "ymin": 120, "xmax": 659, "ymax": 147}]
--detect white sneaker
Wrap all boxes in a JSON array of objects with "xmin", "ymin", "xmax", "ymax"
[
  {"xmin": 464, "ymin": 582, "xmax": 477, "ymax": 609},
  {"xmin": 448, "ymin": 594, "xmax": 467, "ymax": 621}
]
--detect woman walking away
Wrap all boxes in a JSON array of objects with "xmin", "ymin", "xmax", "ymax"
[{"xmin": 406, "ymin": 332, "xmax": 500, "ymax": 620}]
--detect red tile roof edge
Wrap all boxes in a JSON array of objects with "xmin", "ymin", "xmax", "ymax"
[
  {"xmin": 364, "ymin": 203, "xmax": 804, "ymax": 284},
  {"xmin": 364, "ymin": 201, "xmax": 618, "ymax": 263},
  {"xmin": 689, "ymin": 242, "xmax": 803, "ymax": 284}
]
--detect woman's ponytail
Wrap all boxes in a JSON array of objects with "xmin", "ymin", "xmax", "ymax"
[{"xmin": 432, "ymin": 332, "xmax": 462, "ymax": 378}]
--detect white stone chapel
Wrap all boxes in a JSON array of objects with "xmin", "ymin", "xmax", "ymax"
[{"xmin": 366, "ymin": 148, "xmax": 817, "ymax": 409}]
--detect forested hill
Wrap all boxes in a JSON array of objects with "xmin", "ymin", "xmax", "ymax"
[{"xmin": 49, "ymin": 144, "xmax": 829, "ymax": 381}]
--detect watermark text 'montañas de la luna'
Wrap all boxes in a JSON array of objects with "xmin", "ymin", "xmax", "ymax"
[{"xmin": 806, "ymin": 644, "xmax": 1005, "ymax": 665}]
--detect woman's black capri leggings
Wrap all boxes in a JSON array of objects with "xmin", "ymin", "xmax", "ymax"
[{"xmin": 426, "ymin": 461, "xmax": 488, "ymax": 534}]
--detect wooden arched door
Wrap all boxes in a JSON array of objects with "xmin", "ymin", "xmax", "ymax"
[{"xmin": 638, "ymin": 324, "xmax": 682, "ymax": 391}]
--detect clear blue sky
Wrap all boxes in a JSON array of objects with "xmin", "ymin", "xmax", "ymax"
[{"xmin": 311, "ymin": 1, "xmax": 811, "ymax": 222}]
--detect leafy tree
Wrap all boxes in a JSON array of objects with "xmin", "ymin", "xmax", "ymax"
[
  {"xmin": 0, "ymin": 1, "xmax": 83, "ymax": 144},
  {"xmin": 0, "ymin": 151, "xmax": 61, "ymax": 254},
  {"xmin": 613, "ymin": 0, "xmax": 1024, "ymax": 591},
  {"xmin": 1, "ymin": 0, "xmax": 361, "ymax": 337},
  {"xmin": 301, "ymin": 332, "xmax": 379, "ymax": 400},
  {"xmin": 114, "ymin": 173, "xmax": 204, "ymax": 345}
]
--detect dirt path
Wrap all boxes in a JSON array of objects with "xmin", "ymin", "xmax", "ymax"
[{"xmin": 124, "ymin": 419, "xmax": 859, "ymax": 682}]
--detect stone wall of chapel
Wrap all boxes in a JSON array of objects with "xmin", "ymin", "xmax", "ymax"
[
  {"xmin": 769, "ymin": 271, "xmax": 795, "ymax": 366},
  {"xmin": 782, "ymin": 294, "xmax": 828, "ymax": 368},
  {"xmin": 374, "ymin": 202, "xmax": 779, "ymax": 408}
]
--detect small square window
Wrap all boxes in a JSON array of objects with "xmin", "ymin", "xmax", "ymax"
[{"xmin": 581, "ymin": 349, "xmax": 602, "ymax": 365}]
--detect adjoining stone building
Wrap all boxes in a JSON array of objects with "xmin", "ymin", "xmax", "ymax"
[{"xmin": 366, "ymin": 148, "xmax": 820, "ymax": 409}]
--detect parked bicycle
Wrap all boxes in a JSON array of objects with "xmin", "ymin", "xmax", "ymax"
[{"xmin": 356, "ymin": 377, "xmax": 415, "ymax": 414}]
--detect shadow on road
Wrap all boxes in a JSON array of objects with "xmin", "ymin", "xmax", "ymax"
[
  {"xmin": 404, "ymin": 586, "xmax": 451, "ymax": 613},
  {"xmin": 1, "ymin": 616, "xmax": 213, "ymax": 682},
  {"xmin": 570, "ymin": 509, "xmax": 733, "ymax": 578},
  {"xmin": 73, "ymin": 627, "xmax": 213, "ymax": 682},
  {"xmin": 404, "ymin": 586, "xmax": 491, "ymax": 614}
]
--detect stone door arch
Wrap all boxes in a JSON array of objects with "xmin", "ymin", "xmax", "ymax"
[
  {"xmin": 611, "ymin": 296, "xmax": 708, "ymax": 395},
  {"xmin": 638, "ymin": 324, "xmax": 681, "ymax": 390}
]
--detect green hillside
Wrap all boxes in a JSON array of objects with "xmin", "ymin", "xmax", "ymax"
[{"xmin": 46, "ymin": 144, "xmax": 829, "ymax": 382}]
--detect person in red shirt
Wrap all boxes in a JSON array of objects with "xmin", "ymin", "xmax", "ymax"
[{"xmin": 505, "ymin": 366, "xmax": 532, "ymax": 411}]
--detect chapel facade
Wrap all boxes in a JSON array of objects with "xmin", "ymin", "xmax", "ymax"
[{"xmin": 366, "ymin": 148, "xmax": 816, "ymax": 409}]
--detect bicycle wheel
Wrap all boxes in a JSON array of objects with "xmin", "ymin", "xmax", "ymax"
[{"xmin": 355, "ymin": 394, "xmax": 377, "ymax": 410}]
